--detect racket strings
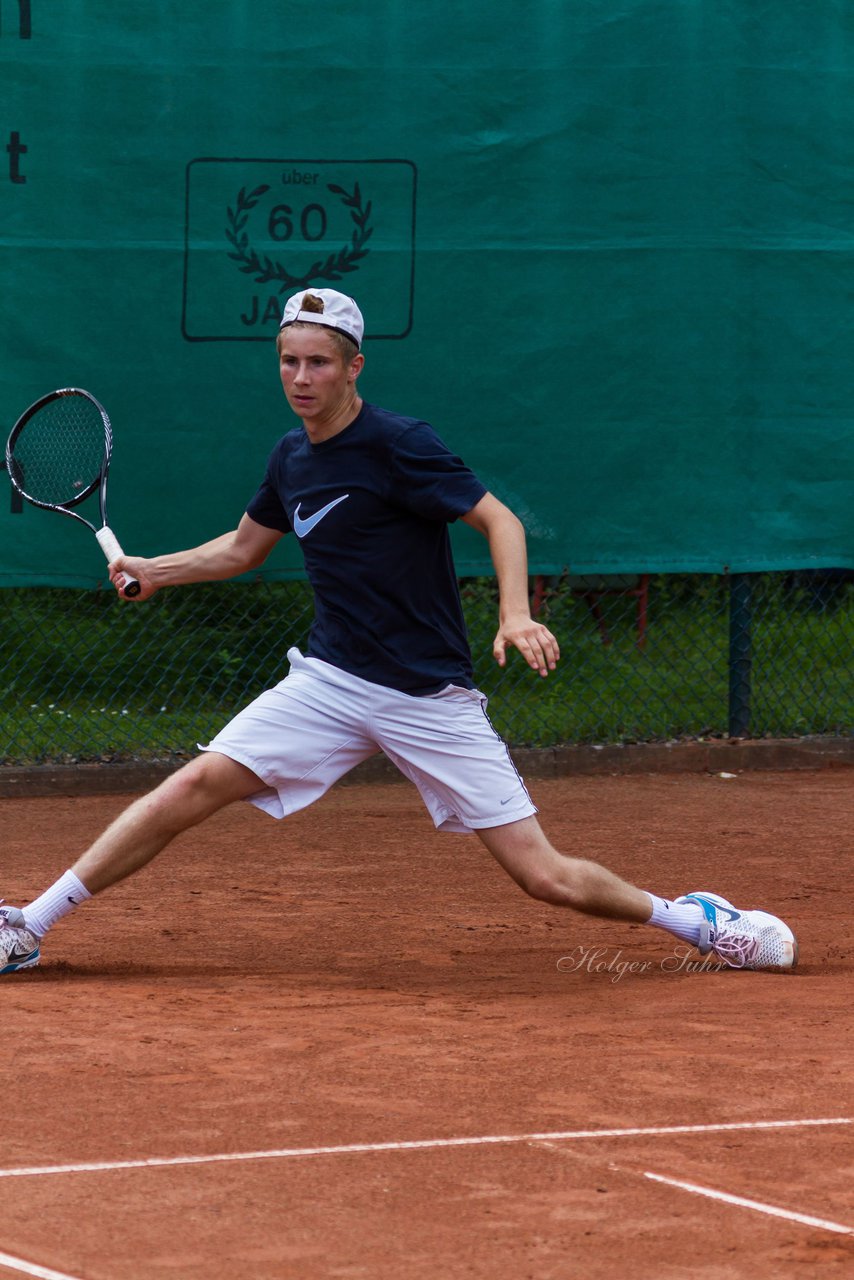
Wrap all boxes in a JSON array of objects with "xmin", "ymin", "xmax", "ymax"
[{"xmin": 9, "ymin": 395, "xmax": 108, "ymax": 507}]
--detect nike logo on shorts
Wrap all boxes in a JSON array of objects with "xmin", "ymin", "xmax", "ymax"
[{"xmin": 293, "ymin": 494, "xmax": 350, "ymax": 538}]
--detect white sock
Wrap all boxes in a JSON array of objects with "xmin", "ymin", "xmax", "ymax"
[
  {"xmin": 645, "ymin": 893, "xmax": 704, "ymax": 946},
  {"xmin": 23, "ymin": 870, "xmax": 92, "ymax": 938}
]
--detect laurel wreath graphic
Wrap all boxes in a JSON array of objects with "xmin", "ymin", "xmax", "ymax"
[{"xmin": 225, "ymin": 181, "xmax": 373, "ymax": 290}]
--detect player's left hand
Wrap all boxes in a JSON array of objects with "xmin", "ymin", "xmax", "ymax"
[{"xmin": 493, "ymin": 614, "xmax": 560, "ymax": 677}]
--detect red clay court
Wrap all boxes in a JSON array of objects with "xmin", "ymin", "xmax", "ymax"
[{"xmin": 1, "ymin": 768, "xmax": 851, "ymax": 1279}]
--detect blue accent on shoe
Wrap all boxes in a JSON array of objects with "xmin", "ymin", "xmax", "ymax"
[
  {"xmin": 1, "ymin": 943, "xmax": 40, "ymax": 973},
  {"xmin": 682, "ymin": 894, "xmax": 718, "ymax": 925},
  {"xmin": 678, "ymin": 893, "xmax": 739, "ymax": 955}
]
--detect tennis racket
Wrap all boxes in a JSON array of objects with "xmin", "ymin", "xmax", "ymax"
[{"xmin": 5, "ymin": 387, "xmax": 141, "ymax": 597}]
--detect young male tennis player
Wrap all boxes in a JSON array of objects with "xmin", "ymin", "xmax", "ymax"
[{"xmin": 1, "ymin": 289, "xmax": 797, "ymax": 975}]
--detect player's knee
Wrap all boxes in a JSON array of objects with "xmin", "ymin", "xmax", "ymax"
[
  {"xmin": 482, "ymin": 823, "xmax": 597, "ymax": 910},
  {"xmin": 519, "ymin": 859, "xmax": 592, "ymax": 909},
  {"xmin": 160, "ymin": 763, "xmax": 214, "ymax": 805},
  {"xmin": 144, "ymin": 758, "xmax": 227, "ymax": 829},
  {"xmin": 522, "ymin": 871, "xmax": 573, "ymax": 907},
  {"xmin": 519, "ymin": 871, "xmax": 561, "ymax": 905}
]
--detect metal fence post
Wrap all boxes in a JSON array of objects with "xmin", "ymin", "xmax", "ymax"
[{"xmin": 728, "ymin": 573, "xmax": 753, "ymax": 737}]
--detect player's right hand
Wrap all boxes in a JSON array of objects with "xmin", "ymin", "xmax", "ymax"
[{"xmin": 108, "ymin": 556, "xmax": 158, "ymax": 601}]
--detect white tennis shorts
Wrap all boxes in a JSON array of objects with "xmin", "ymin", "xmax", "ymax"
[{"xmin": 201, "ymin": 647, "xmax": 536, "ymax": 833}]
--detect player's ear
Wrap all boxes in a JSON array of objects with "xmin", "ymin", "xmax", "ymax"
[{"xmin": 349, "ymin": 353, "xmax": 365, "ymax": 382}]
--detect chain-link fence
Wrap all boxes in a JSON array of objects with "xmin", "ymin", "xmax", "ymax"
[{"xmin": 0, "ymin": 571, "xmax": 851, "ymax": 765}]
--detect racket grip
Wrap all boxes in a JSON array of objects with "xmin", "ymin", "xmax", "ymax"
[{"xmin": 96, "ymin": 526, "xmax": 142, "ymax": 598}]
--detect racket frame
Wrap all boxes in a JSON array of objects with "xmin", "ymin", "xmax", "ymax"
[{"xmin": 5, "ymin": 387, "xmax": 140, "ymax": 596}]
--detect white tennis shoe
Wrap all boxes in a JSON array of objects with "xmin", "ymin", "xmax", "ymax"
[
  {"xmin": 0, "ymin": 902, "xmax": 40, "ymax": 974},
  {"xmin": 676, "ymin": 891, "xmax": 798, "ymax": 971}
]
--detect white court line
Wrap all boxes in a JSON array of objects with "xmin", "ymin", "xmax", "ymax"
[
  {"xmin": 645, "ymin": 1171, "xmax": 854, "ymax": 1236},
  {"xmin": 0, "ymin": 1117, "xmax": 847, "ymax": 1181},
  {"xmin": 0, "ymin": 1248, "xmax": 84, "ymax": 1280}
]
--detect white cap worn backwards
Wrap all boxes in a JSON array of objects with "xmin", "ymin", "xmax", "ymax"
[{"xmin": 279, "ymin": 288, "xmax": 364, "ymax": 349}]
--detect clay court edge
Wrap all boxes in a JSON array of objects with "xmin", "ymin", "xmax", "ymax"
[{"xmin": 0, "ymin": 735, "xmax": 850, "ymax": 799}]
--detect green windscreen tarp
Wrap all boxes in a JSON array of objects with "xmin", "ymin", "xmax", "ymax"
[{"xmin": 1, "ymin": 2, "xmax": 852, "ymax": 585}]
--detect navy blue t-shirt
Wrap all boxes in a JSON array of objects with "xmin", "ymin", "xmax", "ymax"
[{"xmin": 246, "ymin": 402, "xmax": 487, "ymax": 694}]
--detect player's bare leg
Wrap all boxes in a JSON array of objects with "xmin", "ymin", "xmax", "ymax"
[
  {"xmin": 477, "ymin": 816, "xmax": 652, "ymax": 921},
  {"xmin": 71, "ymin": 752, "xmax": 264, "ymax": 894},
  {"xmin": 1, "ymin": 753, "xmax": 264, "ymax": 961},
  {"xmin": 476, "ymin": 815, "xmax": 797, "ymax": 970}
]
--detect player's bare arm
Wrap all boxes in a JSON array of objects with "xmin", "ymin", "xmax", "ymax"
[
  {"xmin": 107, "ymin": 513, "xmax": 283, "ymax": 600},
  {"xmin": 461, "ymin": 493, "xmax": 560, "ymax": 677}
]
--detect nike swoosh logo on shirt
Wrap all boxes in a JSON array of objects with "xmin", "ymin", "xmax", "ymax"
[{"xmin": 293, "ymin": 494, "xmax": 350, "ymax": 539}]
